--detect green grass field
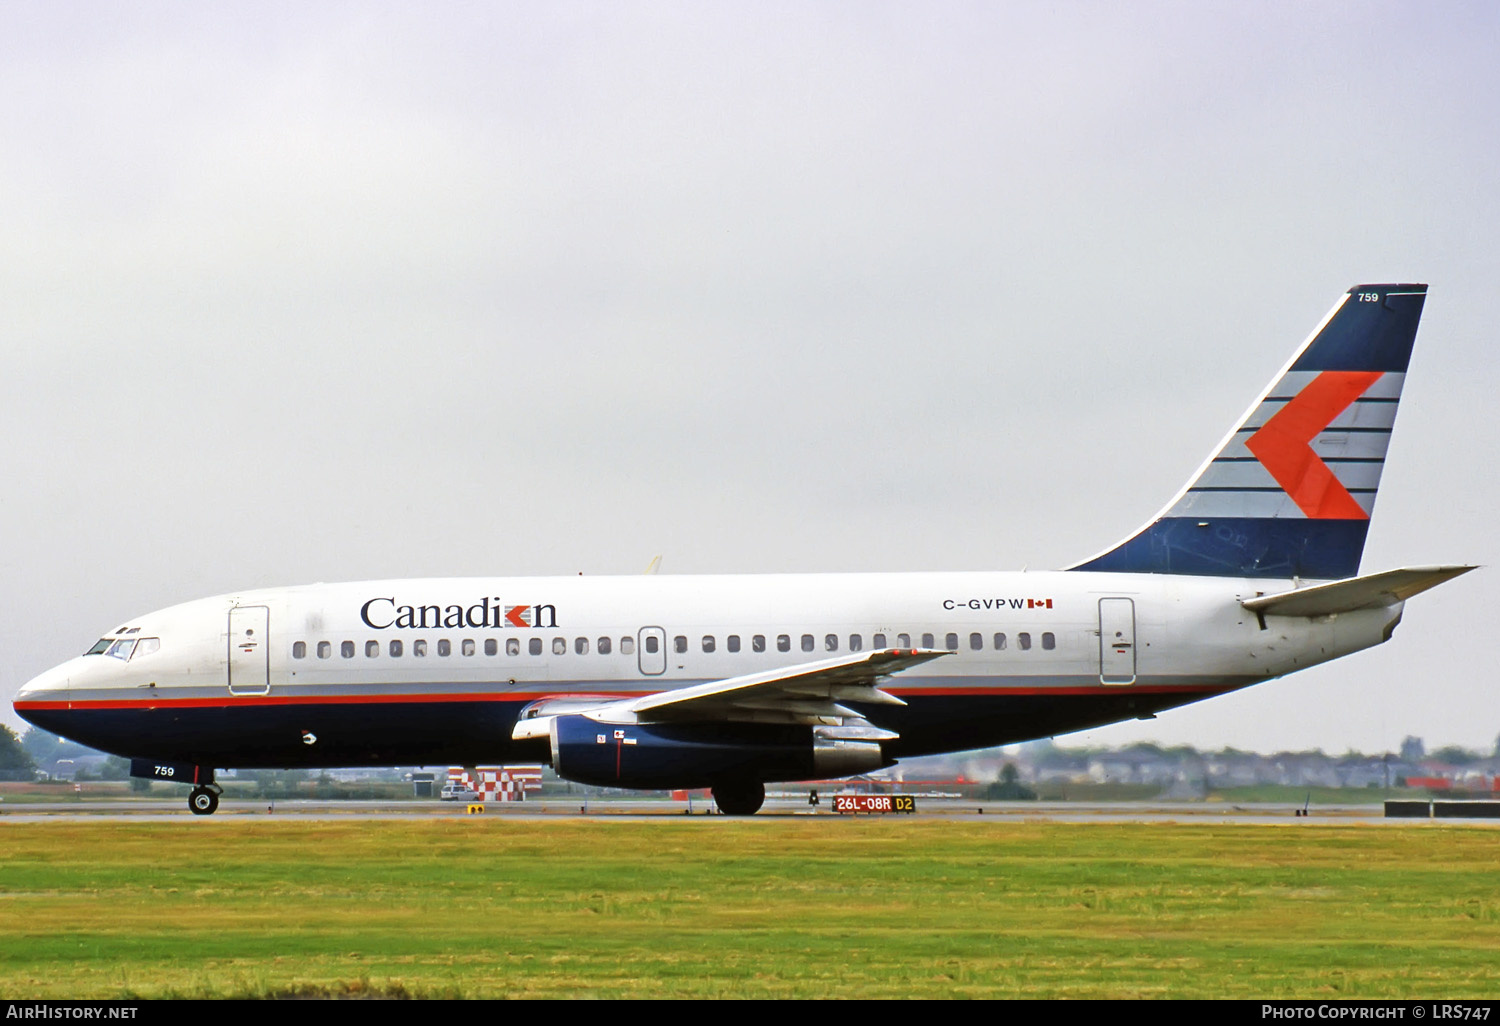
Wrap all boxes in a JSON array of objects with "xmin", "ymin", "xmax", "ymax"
[{"xmin": 2, "ymin": 819, "xmax": 1497, "ymax": 999}]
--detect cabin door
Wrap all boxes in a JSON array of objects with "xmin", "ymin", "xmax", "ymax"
[
  {"xmin": 228, "ymin": 605, "xmax": 271, "ymax": 695},
  {"xmin": 637, "ymin": 626, "xmax": 667, "ymax": 676},
  {"xmin": 1098, "ymin": 598, "xmax": 1137, "ymax": 685}
]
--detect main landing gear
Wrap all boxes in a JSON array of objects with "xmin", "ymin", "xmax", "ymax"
[
  {"xmin": 711, "ymin": 780, "xmax": 765, "ymax": 816},
  {"xmin": 188, "ymin": 785, "xmax": 222, "ymax": 816}
]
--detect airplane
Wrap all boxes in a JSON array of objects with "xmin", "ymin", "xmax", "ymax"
[{"xmin": 12, "ymin": 283, "xmax": 1474, "ymax": 816}]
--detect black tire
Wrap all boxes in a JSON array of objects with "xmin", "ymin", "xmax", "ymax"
[
  {"xmin": 711, "ymin": 780, "xmax": 765, "ymax": 816},
  {"xmin": 189, "ymin": 787, "xmax": 219, "ymax": 816}
]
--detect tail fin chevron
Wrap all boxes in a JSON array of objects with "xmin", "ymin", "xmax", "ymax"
[{"xmin": 1069, "ymin": 284, "xmax": 1428, "ymax": 579}]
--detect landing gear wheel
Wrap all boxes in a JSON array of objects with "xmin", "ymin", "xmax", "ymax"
[
  {"xmin": 711, "ymin": 780, "xmax": 765, "ymax": 816},
  {"xmin": 189, "ymin": 787, "xmax": 219, "ymax": 816}
]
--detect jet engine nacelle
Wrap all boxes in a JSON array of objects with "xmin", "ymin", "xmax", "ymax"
[{"xmin": 548, "ymin": 714, "xmax": 885, "ymax": 789}]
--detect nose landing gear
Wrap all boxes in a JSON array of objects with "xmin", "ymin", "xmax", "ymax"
[
  {"xmin": 188, "ymin": 785, "xmax": 222, "ymax": 816},
  {"xmin": 127, "ymin": 760, "xmax": 221, "ymax": 815}
]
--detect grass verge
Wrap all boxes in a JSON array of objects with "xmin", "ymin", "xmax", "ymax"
[{"xmin": 1, "ymin": 819, "xmax": 1496, "ymax": 998}]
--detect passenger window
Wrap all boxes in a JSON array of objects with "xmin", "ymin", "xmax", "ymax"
[
  {"xmin": 389, "ymin": 640, "xmax": 403, "ymax": 657},
  {"xmin": 824, "ymin": 634, "xmax": 838, "ymax": 652},
  {"xmin": 485, "ymin": 639, "xmax": 498, "ymax": 656},
  {"xmin": 365, "ymin": 640, "xmax": 379, "ymax": 658},
  {"xmin": 462, "ymin": 639, "xmax": 475, "ymax": 657},
  {"xmin": 414, "ymin": 640, "xmax": 428, "ymax": 657},
  {"xmin": 293, "ymin": 641, "xmax": 307, "ymax": 659},
  {"xmin": 945, "ymin": 633, "xmax": 958, "ymax": 651},
  {"xmin": 897, "ymin": 633, "xmax": 911, "ymax": 648},
  {"xmin": 529, "ymin": 638, "xmax": 543, "ymax": 656},
  {"xmin": 777, "ymin": 635, "xmax": 790, "ymax": 653},
  {"xmin": 1019, "ymin": 632, "xmax": 1032, "ymax": 651},
  {"xmin": 801, "ymin": 634, "xmax": 815, "ymax": 653},
  {"xmin": 921, "ymin": 633, "xmax": 935, "ymax": 649},
  {"xmin": 849, "ymin": 634, "xmax": 862, "ymax": 652},
  {"xmin": 506, "ymin": 638, "xmax": 520, "ymax": 656},
  {"xmin": 994, "ymin": 633, "xmax": 1007, "ymax": 650},
  {"xmin": 970, "ymin": 633, "xmax": 983, "ymax": 651},
  {"xmin": 575, "ymin": 637, "xmax": 588, "ymax": 655},
  {"xmin": 702, "ymin": 635, "xmax": 715, "ymax": 653},
  {"xmin": 674, "ymin": 636, "xmax": 687, "ymax": 654},
  {"xmin": 727, "ymin": 635, "xmax": 740, "ymax": 653},
  {"xmin": 434, "ymin": 639, "xmax": 449, "ymax": 657},
  {"xmin": 1042, "ymin": 632, "xmax": 1056, "ymax": 650},
  {"xmin": 752, "ymin": 635, "xmax": 766, "ymax": 653},
  {"xmin": 317, "ymin": 641, "xmax": 331, "ymax": 659},
  {"xmin": 134, "ymin": 638, "xmax": 160, "ymax": 659},
  {"xmin": 341, "ymin": 641, "xmax": 355, "ymax": 658},
  {"xmin": 598, "ymin": 636, "xmax": 612, "ymax": 655},
  {"xmin": 620, "ymin": 637, "xmax": 634, "ymax": 655},
  {"xmin": 552, "ymin": 637, "xmax": 566, "ymax": 655},
  {"xmin": 873, "ymin": 633, "xmax": 886, "ymax": 649},
  {"xmin": 645, "ymin": 636, "xmax": 659, "ymax": 654}
]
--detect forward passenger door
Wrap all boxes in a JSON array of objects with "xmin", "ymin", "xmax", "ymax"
[{"xmin": 228, "ymin": 605, "xmax": 271, "ymax": 695}]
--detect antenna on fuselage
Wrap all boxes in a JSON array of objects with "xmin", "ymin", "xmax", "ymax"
[{"xmin": 645, "ymin": 555, "xmax": 662, "ymax": 575}]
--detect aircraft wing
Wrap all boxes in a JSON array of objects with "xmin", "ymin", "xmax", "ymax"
[
  {"xmin": 620, "ymin": 648, "xmax": 948, "ymax": 724},
  {"xmin": 511, "ymin": 648, "xmax": 948, "ymax": 739}
]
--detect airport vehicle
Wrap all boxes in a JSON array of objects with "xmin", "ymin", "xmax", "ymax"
[
  {"xmin": 439, "ymin": 783, "xmax": 480, "ymax": 802},
  {"xmin": 13, "ymin": 284, "xmax": 1472, "ymax": 815}
]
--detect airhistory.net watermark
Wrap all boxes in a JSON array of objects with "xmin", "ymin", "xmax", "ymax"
[{"xmin": 5, "ymin": 1007, "xmax": 136, "ymax": 1019}]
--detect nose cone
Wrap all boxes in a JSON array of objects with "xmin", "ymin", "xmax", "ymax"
[
  {"xmin": 14, "ymin": 659, "xmax": 90, "ymax": 739},
  {"xmin": 14, "ymin": 661, "xmax": 75, "ymax": 719}
]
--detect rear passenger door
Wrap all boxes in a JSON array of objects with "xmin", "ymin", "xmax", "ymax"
[{"xmin": 1098, "ymin": 598, "xmax": 1136, "ymax": 685}]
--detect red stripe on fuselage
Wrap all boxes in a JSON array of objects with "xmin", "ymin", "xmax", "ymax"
[
  {"xmin": 11, "ymin": 691, "xmax": 641, "ymax": 711},
  {"xmin": 887, "ymin": 684, "xmax": 1234, "ymax": 697},
  {"xmin": 13, "ymin": 682, "xmax": 1233, "ymax": 713}
]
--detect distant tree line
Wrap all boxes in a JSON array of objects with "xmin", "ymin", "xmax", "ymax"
[{"xmin": 0, "ymin": 725, "xmax": 36, "ymax": 781}]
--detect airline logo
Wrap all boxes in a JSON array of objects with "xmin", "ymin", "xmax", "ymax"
[
  {"xmin": 1166, "ymin": 366, "xmax": 1400, "ymax": 523},
  {"xmin": 360, "ymin": 597, "xmax": 558, "ymax": 630},
  {"xmin": 1245, "ymin": 370, "xmax": 1380, "ymax": 520}
]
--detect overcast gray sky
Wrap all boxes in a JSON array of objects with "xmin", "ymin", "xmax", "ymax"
[{"xmin": 3, "ymin": 1, "xmax": 1496, "ymax": 756}]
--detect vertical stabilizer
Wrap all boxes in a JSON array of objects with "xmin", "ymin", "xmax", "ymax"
[{"xmin": 1069, "ymin": 284, "xmax": 1427, "ymax": 579}]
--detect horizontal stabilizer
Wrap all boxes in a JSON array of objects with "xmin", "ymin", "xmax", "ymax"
[{"xmin": 1241, "ymin": 565, "xmax": 1476, "ymax": 618}]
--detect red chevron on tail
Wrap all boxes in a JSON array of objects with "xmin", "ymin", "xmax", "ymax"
[{"xmin": 1245, "ymin": 370, "xmax": 1382, "ymax": 520}]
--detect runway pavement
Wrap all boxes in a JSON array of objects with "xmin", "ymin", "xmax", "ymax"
[{"xmin": 0, "ymin": 795, "xmax": 1485, "ymax": 825}]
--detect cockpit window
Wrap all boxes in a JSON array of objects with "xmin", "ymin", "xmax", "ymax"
[{"xmin": 87, "ymin": 631, "xmax": 156, "ymax": 658}]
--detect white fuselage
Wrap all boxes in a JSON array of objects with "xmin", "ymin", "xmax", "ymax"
[{"xmin": 14, "ymin": 570, "xmax": 1401, "ymax": 770}]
